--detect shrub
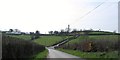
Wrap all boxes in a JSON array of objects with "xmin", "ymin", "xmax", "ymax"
[{"xmin": 59, "ymin": 39, "xmax": 118, "ymax": 52}]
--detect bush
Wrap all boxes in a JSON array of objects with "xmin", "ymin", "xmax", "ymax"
[
  {"xmin": 59, "ymin": 39, "xmax": 118, "ymax": 52},
  {"xmin": 92, "ymin": 40, "xmax": 116, "ymax": 52},
  {"xmin": 2, "ymin": 35, "xmax": 45, "ymax": 60}
]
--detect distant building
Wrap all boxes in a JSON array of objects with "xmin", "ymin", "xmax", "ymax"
[
  {"xmin": 6, "ymin": 31, "xmax": 21, "ymax": 35},
  {"xmin": 6, "ymin": 29, "xmax": 21, "ymax": 35}
]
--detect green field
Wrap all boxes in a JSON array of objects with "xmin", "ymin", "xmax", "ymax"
[
  {"xmin": 9, "ymin": 35, "xmax": 31, "ymax": 40},
  {"xmin": 9, "ymin": 35, "xmax": 70, "ymax": 46},
  {"xmin": 34, "ymin": 36, "xmax": 65, "ymax": 46},
  {"xmin": 88, "ymin": 31, "xmax": 113, "ymax": 35},
  {"xmin": 66, "ymin": 35, "xmax": 119, "ymax": 44}
]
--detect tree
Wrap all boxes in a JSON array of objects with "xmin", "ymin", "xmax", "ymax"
[
  {"xmin": 60, "ymin": 29, "xmax": 67, "ymax": 39},
  {"xmin": 54, "ymin": 31, "xmax": 59, "ymax": 35},
  {"xmin": 21, "ymin": 32, "xmax": 26, "ymax": 35},
  {"xmin": 90, "ymin": 28, "xmax": 93, "ymax": 31},
  {"xmin": 80, "ymin": 29, "xmax": 82, "ymax": 31},
  {"xmin": 59, "ymin": 29, "xmax": 64, "ymax": 35},
  {"xmin": 72, "ymin": 29, "xmax": 79, "ymax": 38},
  {"xmin": 98, "ymin": 29, "xmax": 101, "ymax": 31},
  {"xmin": 30, "ymin": 32, "xmax": 34, "ymax": 35},
  {"xmin": 113, "ymin": 30, "xmax": 116, "ymax": 35},
  {"xmin": 30, "ymin": 32, "xmax": 35, "ymax": 40},
  {"xmin": 35, "ymin": 30, "xmax": 40, "ymax": 39},
  {"xmin": 72, "ymin": 29, "xmax": 77, "ymax": 33},
  {"xmin": 113, "ymin": 30, "xmax": 116, "ymax": 33},
  {"xmin": 35, "ymin": 30, "xmax": 40, "ymax": 35},
  {"xmin": 9, "ymin": 29, "xmax": 13, "ymax": 32},
  {"xmin": 15, "ymin": 29, "xmax": 19, "ymax": 32},
  {"xmin": 49, "ymin": 31, "xmax": 53, "ymax": 35}
]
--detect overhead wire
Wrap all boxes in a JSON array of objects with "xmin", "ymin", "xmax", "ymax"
[{"xmin": 70, "ymin": 0, "xmax": 109, "ymax": 25}]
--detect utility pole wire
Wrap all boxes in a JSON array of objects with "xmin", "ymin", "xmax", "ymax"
[{"xmin": 70, "ymin": 0, "xmax": 108, "ymax": 25}]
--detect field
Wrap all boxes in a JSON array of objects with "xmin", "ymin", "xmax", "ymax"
[
  {"xmin": 33, "ymin": 36, "xmax": 65, "ymax": 46},
  {"xmin": 8, "ymin": 35, "xmax": 70, "ymax": 46},
  {"xmin": 88, "ymin": 31, "xmax": 114, "ymax": 35},
  {"xmin": 66, "ymin": 35, "xmax": 118, "ymax": 44},
  {"xmin": 8, "ymin": 35, "xmax": 31, "ymax": 40}
]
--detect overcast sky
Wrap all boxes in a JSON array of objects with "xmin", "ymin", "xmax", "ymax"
[{"xmin": 0, "ymin": 0, "xmax": 119, "ymax": 33}]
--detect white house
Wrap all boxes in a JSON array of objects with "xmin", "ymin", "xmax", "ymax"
[{"xmin": 6, "ymin": 29, "xmax": 21, "ymax": 35}]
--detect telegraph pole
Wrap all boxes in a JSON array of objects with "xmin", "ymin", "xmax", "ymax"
[
  {"xmin": 68, "ymin": 25, "xmax": 70, "ymax": 33},
  {"xmin": 67, "ymin": 24, "xmax": 70, "ymax": 34}
]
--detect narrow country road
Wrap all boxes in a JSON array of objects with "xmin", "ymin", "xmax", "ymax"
[
  {"xmin": 46, "ymin": 48, "xmax": 85, "ymax": 60},
  {"xmin": 46, "ymin": 36, "xmax": 85, "ymax": 60}
]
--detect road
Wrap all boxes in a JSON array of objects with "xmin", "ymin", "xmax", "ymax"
[
  {"xmin": 47, "ymin": 48, "xmax": 85, "ymax": 60},
  {"xmin": 46, "ymin": 36, "xmax": 85, "ymax": 60}
]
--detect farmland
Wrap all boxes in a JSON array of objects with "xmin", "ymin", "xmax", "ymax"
[
  {"xmin": 57, "ymin": 35, "xmax": 119, "ymax": 59},
  {"xmin": 8, "ymin": 35, "xmax": 70, "ymax": 46},
  {"xmin": 33, "ymin": 36, "xmax": 67, "ymax": 46},
  {"xmin": 65, "ymin": 35, "xmax": 118, "ymax": 44},
  {"xmin": 8, "ymin": 35, "xmax": 31, "ymax": 40}
]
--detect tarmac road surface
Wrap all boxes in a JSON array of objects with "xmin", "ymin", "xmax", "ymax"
[{"xmin": 46, "ymin": 48, "xmax": 85, "ymax": 60}]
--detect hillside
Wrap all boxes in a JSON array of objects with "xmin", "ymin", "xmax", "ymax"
[{"xmin": 33, "ymin": 36, "xmax": 68, "ymax": 46}]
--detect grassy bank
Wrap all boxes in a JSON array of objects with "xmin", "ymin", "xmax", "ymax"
[
  {"xmin": 57, "ymin": 35, "xmax": 119, "ymax": 60},
  {"xmin": 59, "ymin": 35, "xmax": 118, "ymax": 52},
  {"xmin": 58, "ymin": 48, "xmax": 118, "ymax": 60},
  {"xmin": 33, "ymin": 49, "xmax": 48, "ymax": 60}
]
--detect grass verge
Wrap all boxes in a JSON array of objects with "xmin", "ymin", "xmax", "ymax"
[
  {"xmin": 33, "ymin": 49, "xmax": 48, "ymax": 60},
  {"xmin": 58, "ymin": 48, "xmax": 118, "ymax": 60}
]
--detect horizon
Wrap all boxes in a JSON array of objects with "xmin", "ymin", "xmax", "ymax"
[
  {"xmin": 1, "ymin": 28, "xmax": 118, "ymax": 34},
  {"xmin": 0, "ymin": 0, "xmax": 119, "ymax": 34}
]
